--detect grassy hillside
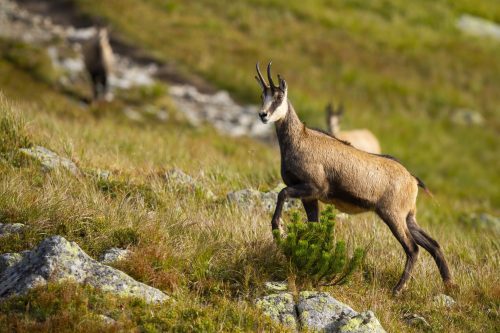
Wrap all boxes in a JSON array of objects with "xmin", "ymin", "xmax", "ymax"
[
  {"xmin": 0, "ymin": 0, "xmax": 499, "ymax": 332},
  {"xmin": 73, "ymin": 0, "xmax": 500, "ymax": 213}
]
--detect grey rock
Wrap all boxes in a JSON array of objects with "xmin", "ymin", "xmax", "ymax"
[
  {"xmin": 100, "ymin": 248, "xmax": 131, "ymax": 264},
  {"xmin": 19, "ymin": 146, "xmax": 79, "ymax": 175},
  {"xmin": 337, "ymin": 311, "xmax": 386, "ymax": 333},
  {"xmin": 451, "ymin": 108, "xmax": 484, "ymax": 126},
  {"xmin": 98, "ymin": 314, "xmax": 116, "ymax": 325},
  {"xmin": 297, "ymin": 291, "xmax": 358, "ymax": 332},
  {"xmin": 256, "ymin": 290, "xmax": 386, "ymax": 332},
  {"xmin": 461, "ymin": 213, "xmax": 500, "ymax": 234},
  {"xmin": 165, "ymin": 168, "xmax": 216, "ymax": 200},
  {"xmin": 0, "ymin": 236, "xmax": 168, "ymax": 303},
  {"xmin": 403, "ymin": 313, "xmax": 430, "ymax": 328},
  {"xmin": 123, "ymin": 108, "xmax": 144, "ymax": 122},
  {"xmin": 169, "ymin": 84, "xmax": 273, "ymax": 140},
  {"xmin": 227, "ymin": 186, "xmax": 301, "ymax": 213},
  {"xmin": 255, "ymin": 292, "xmax": 298, "ymax": 330},
  {"xmin": 0, "ymin": 251, "xmax": 29, "ymax": 275},
  {"xmin": 0, "ymin": 223, "xmax": 25, "ymax": 237},
  {"xmin": 264, "ymin": 281, "xmax": 288, "ymax": 292},
  {"xmin": 457, "ymin": 15, "xmax": 500, "ymax": 41},
  {"xmin": 433, "ymin": 294, "xmax": 456, "ymax": 308}
]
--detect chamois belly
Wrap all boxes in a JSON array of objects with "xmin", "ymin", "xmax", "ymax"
[
  {"xmin": 322, "ymin": 198, "xmax": 368, "ymax": 214},
  {"xmin": 321, "ymin": 188, "xmax": 374, "ymax": 215}
]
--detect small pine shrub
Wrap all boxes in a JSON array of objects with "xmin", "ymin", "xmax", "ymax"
[{"xmin": 274, "ymin": 206, "xmax": 364, "ymax": 286}]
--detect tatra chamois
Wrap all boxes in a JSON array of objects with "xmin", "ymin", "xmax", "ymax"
[
  {"xmin": 326, "ymin": 103, "xmax": 381, "ymax": 154},
  {"xmin": 83, "ymin": 28, "xmax": 114, "ymax": 101},
  {"xmin": 255, "ymin": 62, "xmax": 453, "ymax": 294}
]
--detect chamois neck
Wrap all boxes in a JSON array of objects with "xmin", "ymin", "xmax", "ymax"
[
  {"xmin": 275, "ymin": 100, "xmax": 304, "ymax": 147},
  {"xmin": 328, "ymin": 119, "xmax": 340, "ymax": 136}
]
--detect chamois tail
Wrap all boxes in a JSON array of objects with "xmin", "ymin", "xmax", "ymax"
[{"xmin": 414, "ymin": 176, "xmax": 433, "ymax": 198}]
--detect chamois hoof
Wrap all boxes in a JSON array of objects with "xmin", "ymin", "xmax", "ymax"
[
  {"xmin": 444, "ymin": 280, "xmax": 459, "ymax": 294},
  {"xmin": 391, "ymin": 285, "xmax": 407, "ymax": 297}
]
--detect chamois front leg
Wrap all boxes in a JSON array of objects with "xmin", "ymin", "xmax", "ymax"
[
  {"xmin": 271, "ymin": 184, "xmax": 320, "ymax": 230},
  {"xmin": 302, "ymin": 199, "xmax": 319, "ymax": 222}
]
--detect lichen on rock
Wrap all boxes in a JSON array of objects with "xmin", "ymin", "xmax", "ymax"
[
  {"xmin": 0, "ymin": 223, "xmax": 25, "ymax": 237},
  {"xmin": 255, "ymin": 292, "xmax": 299, "ymax": 331},
  {"xmin": 100, "ymin": 247, "xmax": 131, "ymax": 264},
  {"xmin": 0, "ymin": 236, "xmax": 168, "ymax": 303},
  {"xmin": 297, "ymin": 291, "xmax": 358, "ymax": 332}
]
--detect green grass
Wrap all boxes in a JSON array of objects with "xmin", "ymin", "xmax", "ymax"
[{"xmin": 0, "ymin": 0, "xmax": 499, "ymax": 332}]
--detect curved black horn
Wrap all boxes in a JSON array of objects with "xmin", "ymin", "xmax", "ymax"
[
  {"xmin": 255, "ymin": 62, "xmax": 268, "ymax": 88},
  {"xmin": 267, "ymin": 61, "xmax": 277, "ymax": 89}
]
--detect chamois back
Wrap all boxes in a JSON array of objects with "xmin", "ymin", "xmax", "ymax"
[{"xmin": 325, "ymin": 103, "xmax": 381, "ymax": 154}]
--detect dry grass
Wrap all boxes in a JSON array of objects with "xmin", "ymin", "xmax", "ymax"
[{"xmin": 0, "ymin": 1, "xmax": 499, "ymax": 331}]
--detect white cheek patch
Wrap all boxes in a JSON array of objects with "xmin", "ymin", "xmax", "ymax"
[{"xmin": 267, "ymin": 93, "xmax": 288, "ymax": 122}]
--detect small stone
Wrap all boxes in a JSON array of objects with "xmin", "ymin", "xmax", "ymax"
[
  {"xmin": 0, "ymin": 223, "xmax": 25, "ymax": 237},
  {"xmin": 451, "ymin": 109, "xmax": 484, "ymax": 126},
  {"xmin": 123, "ymin": 108, "xmax": 144, "ymax": 122},
  {"xmin": 460, "ymin": 213, "xmax": 500, "ymax": 234},
  {"xmin": 19, "ymin": 146, "xmax": 79, "ymax": 175},
  {"xmin": 403, "ymin": 313, "xmax": 431, "ymax": 329},
  {"xmin": 264, "ymin": 281, "xmax": 288, "ymax": 292},
  {"xmin": 227, "ymin": 186, "xmax": 301, "ymax": 213},
  {"xmin": 100, "ymin": 248, "xmax": 131, "ymax": 264},
  {"xmin": 165, "ymin": 168, "xmax": 216, "ymax": 200},
  {"xmin": 255, "ymin": 292, "xmax": 298, "ymax": 330},
  {"xmin": 0, "ymin": 236, "xmax": 168, "ymax": 303},
  {"xmin": 433, "ymin": 294, "xmax": 456, "ymax": 308},
  {"xmin": 98, "ymin": 314, "xmax": 116, "ymax": 325}
]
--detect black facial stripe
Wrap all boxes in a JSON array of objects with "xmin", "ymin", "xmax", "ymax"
[{"xmin": 269, "ymin": 93, "xmax": 284, "ymax": 112}]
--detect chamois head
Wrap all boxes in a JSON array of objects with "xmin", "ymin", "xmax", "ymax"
[
  {"xmin": 326, "ymin": 102, "xmax": 344, "ymax": 135},
  {"xmin": 255, "ymin": 62, "xmax": 288, "ymax": 124}
]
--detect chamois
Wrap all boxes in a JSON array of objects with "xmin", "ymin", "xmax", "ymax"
[
  {"xmin": 326, "ymin": 103, "xmax": 381, "ymax": 154},
  {"xmin": 255, "ymin": 62, "xmax": 454, "ymax": 294},
  {"xmin": 83, "ymin": 28, "xmax": 114, "ymax": 101}
]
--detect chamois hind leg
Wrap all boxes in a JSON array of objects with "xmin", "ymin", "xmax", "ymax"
[
  {"xmin": 377, "ymin": 210, "xmax": 419, "ymax": 295},
  {"xmin": 406, "ymin": 212, "xmax": 454, "ymax": 288},
  {"xmin": 302, "ymin": 199, "xmax": 319, "ymax": 222},
  {"xmin": 271, "ymin": 184, "xmax": 320, "ymax": 231}
]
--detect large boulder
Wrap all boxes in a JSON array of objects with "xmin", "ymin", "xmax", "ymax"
[
  {"xmin": 297, "ymin": 292, "xmax": 385, "ymax": 333},
  {"xmin": 297, "ymin": 291, "xmax": 356, "ymax": 332},
  {"xmin": 255, "ymin": 289, "xmax": 386, "ymax": 333},
  {"xmin": 0, "ymin": 236, "xmax": 168, "ymax": 303},
  {"xmin": 19, "ymin": 146, "xmax": 79, "ymax": 175}
]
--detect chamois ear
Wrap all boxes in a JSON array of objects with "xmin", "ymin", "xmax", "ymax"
[
  {"xmin": 337, "ymin": 103, "xmax": 344, "ymax": 116},
  {"xmin": 278, "ymin": 74, "xmax": 287, "ymax": 92},
  {"xmin": 326, "ymin": 102, "xmax": 334, "ymax": 115}
]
